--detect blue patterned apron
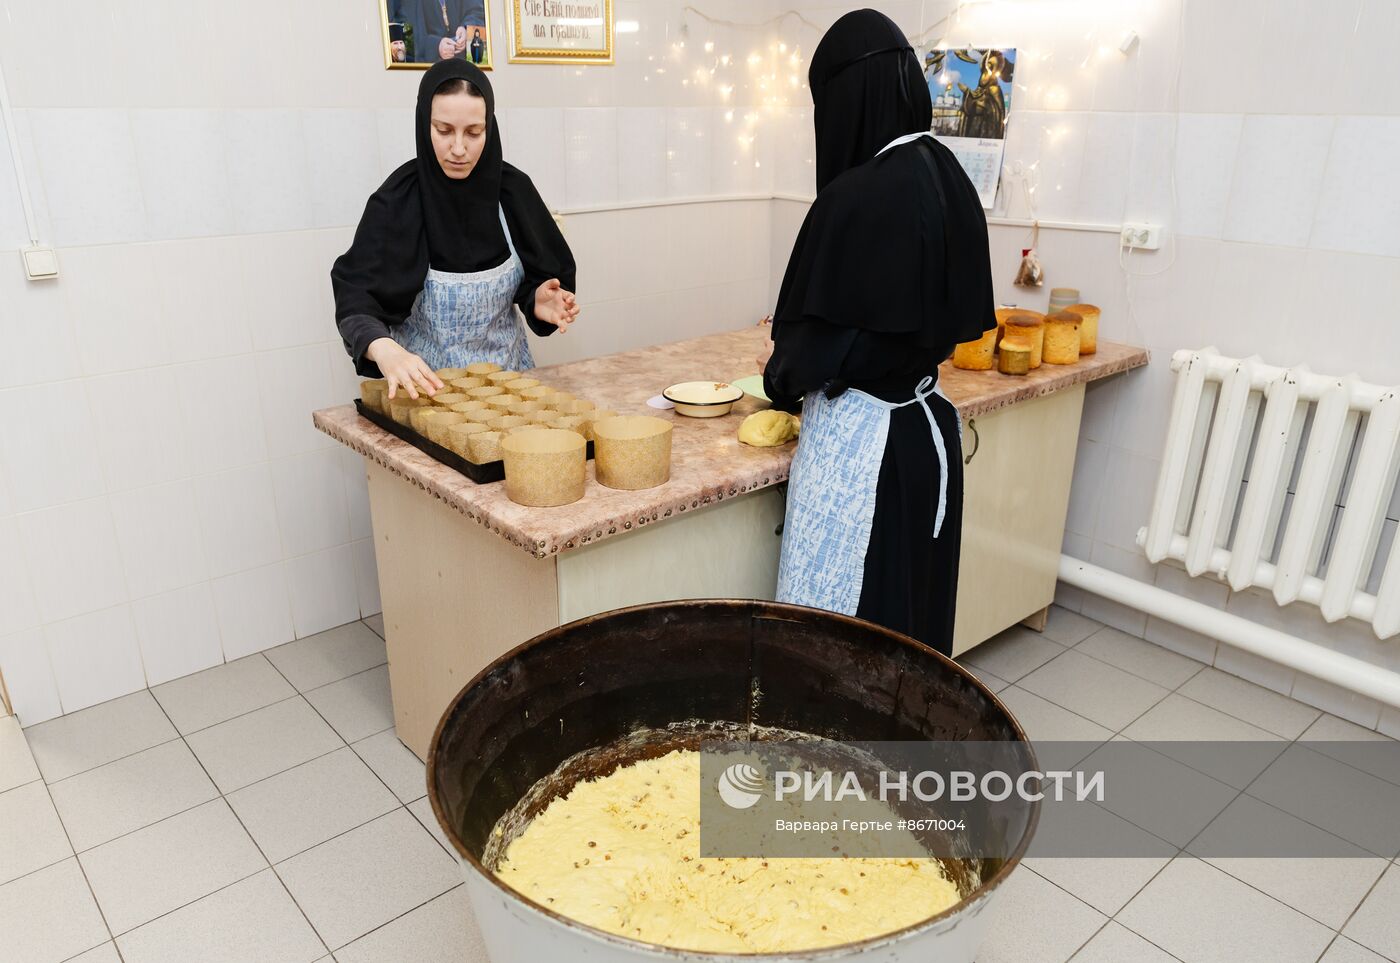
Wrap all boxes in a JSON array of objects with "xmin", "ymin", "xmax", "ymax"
[
  {"xmin": 776, "ymin": 376, "xmax": 959, "ymax": 615},
  {"xmin": 394, "ymin": 206, "xmax": 535, "ymax": 371}
]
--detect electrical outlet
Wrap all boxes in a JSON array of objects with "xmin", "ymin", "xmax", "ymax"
[{"xmin": 1120, "ymin": 223, "xmax": 1161, "ymax": 251}]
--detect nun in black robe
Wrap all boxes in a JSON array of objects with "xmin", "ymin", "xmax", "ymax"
[
  {"xmin": 332, "ymin": 60, "xmax": 576, "ymax": 390},
  {"xmin": 763, "ymin": 9, "xmax": 995, "ymax": 655}
]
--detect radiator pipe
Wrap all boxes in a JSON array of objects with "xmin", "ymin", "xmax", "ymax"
[{"xmin": 1059, "ymin": 555, "xmax": 1400, "ymax": 711}]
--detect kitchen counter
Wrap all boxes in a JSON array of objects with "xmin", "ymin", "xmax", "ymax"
[
  {"xmin": 313, "ymin": 328, "xmax": 1147, "ymax": 559},
  {"xmin": 314, "ymin": 326, "xmax": 1147, "ymax": 759}
]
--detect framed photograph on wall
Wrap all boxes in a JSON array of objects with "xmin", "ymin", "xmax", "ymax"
[
  {"xmin": 506, "ymin": 0, "xmax": 614, "ymax": 65},
  {"xmin": 380, "ymin": 0, "xmax": 495, "ymax": 70}
]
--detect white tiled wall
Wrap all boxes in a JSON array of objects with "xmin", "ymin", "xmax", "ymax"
[{"xmin": 0, "ymin": 0, "xmax": 784, "ymax": 724}]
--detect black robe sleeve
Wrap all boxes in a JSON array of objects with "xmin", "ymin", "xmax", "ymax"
[
  {"xmin": 501, "ymin": 163, "xmax": 576, "ymax": 339},
  {"xmin": 330, "ymin": 165, "xmax": 430, "ymax": 378},
  {"xmin": 763, "ymin": 322, "xmax": 860, "ymax": 413}
]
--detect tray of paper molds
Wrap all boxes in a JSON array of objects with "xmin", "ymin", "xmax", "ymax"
[{"xmin": 354, "ymin": 363, "xmax": 615, "ymax": 485}]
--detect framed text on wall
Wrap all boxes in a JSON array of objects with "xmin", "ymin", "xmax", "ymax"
[{"xmin": 507, "ymin": 0, "xmax": 614, "ymax": 64}]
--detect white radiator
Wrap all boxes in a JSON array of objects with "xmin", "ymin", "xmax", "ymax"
[{"xmin": 1139, "ymin": 348, "xmax": 1400, "ymax": 640}]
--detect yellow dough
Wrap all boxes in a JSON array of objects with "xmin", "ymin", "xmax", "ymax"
[
  {"xmin": 495, "ymin": 749, "xmax": 961, "ymax": 954},
  {"xmin": 737, "ymin": 410, "xmax": 800, "ymax": 448}
]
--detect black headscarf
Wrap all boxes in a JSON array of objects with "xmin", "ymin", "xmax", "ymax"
[
  {"xmin": 772, "ymin": 9, "xmax": 994, "ymax": 349},
  {"xmin": 331, "ymin": 60, "xmax": 575, "ymax": 375},
  {"xmin": 414, "ymin": 59, "xmax": 508, "ymax": 272},
  {"xmin": 809, "ymin": 8, "xmax": 933, "ymax": 191}
]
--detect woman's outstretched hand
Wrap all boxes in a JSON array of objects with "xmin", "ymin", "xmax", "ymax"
[
  {"xmin": 756, "ymin": 315, "xmax": 774, "ymax": 374},
  {"xmin": 367, "ymin": 338, "xmax": 443, "ymax": 400},
  {"xmin": 534, "ymin": 279, "xmax": 580, "ymax": 333}
]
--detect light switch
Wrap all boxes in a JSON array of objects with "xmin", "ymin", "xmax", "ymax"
[{"xmin": 22, "ymin": 245, "xmax": 59, "ymax": 280}]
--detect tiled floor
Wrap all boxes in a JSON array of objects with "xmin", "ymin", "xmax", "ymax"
[{"xmin": 1, "ymin": 607, "xmax": 1398, "ymax": 962}]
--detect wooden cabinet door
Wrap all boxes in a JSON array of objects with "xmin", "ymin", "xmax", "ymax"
[{"xmin": 952, "ymin": 384, "xmax": 1085, "ymax": 657}]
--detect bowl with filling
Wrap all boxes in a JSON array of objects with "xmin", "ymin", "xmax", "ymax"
[
  {"xmin": 428, "ymin": 600, "xmax": 1037, "ymax": 963},
  {"xmin": 663, "ymin": 382, "xmax": 746, "ymax": 418}
]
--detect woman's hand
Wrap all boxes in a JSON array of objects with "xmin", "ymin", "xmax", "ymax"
[
  {"xmin": 756, "ymin": 317, "xmax": 775, "ymax": 374},
  {"xmin": 367, "ymin": 338, "xmax": 443, "ymax": 399},
  {"xmin": 534, "ymin": 279, "xmax": 580, "ymax": 333}
]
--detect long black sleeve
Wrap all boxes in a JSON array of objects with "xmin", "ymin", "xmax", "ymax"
[
  {"xmin": 763, "ymin": 322, "xmax": 860, "ymax": 413},
  {"xmin": 338, "ymin": 314, "xmax": 394, "ymax": 378},
  {"xmin": 331, "ymin": 165, "xmax": 431, "ymax": 378},
  {"xmin": 501, "ymin": 163, "xmax": 575, "ymax": 340}
]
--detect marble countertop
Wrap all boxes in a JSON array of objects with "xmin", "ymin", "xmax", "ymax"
[{"xmin": 313, "ymin": 327, "xmax": 1147, "ymax": 558}]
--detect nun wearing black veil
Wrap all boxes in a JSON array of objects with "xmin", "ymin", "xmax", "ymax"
[
  {"xmin": 333, "ymin": 60, "xmax": 578, "ymax": 399},
  {"xmin": 761, "ymin": 9, "xmax": 995, "ymax": 655}
]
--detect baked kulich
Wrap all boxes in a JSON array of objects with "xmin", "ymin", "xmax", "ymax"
[
  {"xmin": 951, "ymin": 327, "xmax": 996, "ymax": 370},
  {"xmin": 1065, "ymin": 303, "xmax": 1100, "ymax": 354},
  {"xmin": 449, "ymin": 376, "xmax": 488, "ymax": 392},
  {"xmin": 465, "ymin": 362, "xmax": 502, "ymax": 377},
  {"xmin": 1002, "ymin": 313, "xmax": 1045, "ymax": 368},
  {"xmin": 997, "ymin": 339, "xmax": 1033, "ymax": 375},
  {"xmin": 993, "ymin": 307, "xmax": 1021, "ymax": 349},
  {"xmin": 429, "ymin": 391, "xmax": 470, "ymax": 408},
  {"xmin": 1042, "ymin": 311, "xmax": 1083, "ymax": 365},
  {"xmin": 434, "ymin": 367, "xmax": 469, "ymax": 382}
]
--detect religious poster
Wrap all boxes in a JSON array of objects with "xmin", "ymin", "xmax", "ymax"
[
  {"xmin": 924, "ymin": 48, "xmax": 1016, "ymax": 209},
  {"xmin": 507, "ymin": 0, "xmax": 614, "ymax": 64},
  {"xmin": 380, "ymin": 0, "xmax": 495, "ymax": 70}
]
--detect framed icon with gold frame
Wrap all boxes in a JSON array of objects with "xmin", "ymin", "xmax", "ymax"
[
  {"xmin": 381, "ymin": 0, "xmax": 495, "ymax": 70},
  {"xmin": 506, "ymin": 0, "xmax": 613, "ymax": 65}
]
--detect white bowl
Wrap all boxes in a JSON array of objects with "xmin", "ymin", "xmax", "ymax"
[{"xmin": 662, "ymin": 380, "xmax": 745, "ymax": 418}]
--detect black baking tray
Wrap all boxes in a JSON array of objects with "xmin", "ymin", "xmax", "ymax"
[{"xmin": 354, "ymin": 399, "xmax": 594, "ymax": 485}]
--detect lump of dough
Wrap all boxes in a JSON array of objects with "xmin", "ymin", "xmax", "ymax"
[{"xmin": 738, "ymin": 410, "xmax": 800, "ymax": 447}]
